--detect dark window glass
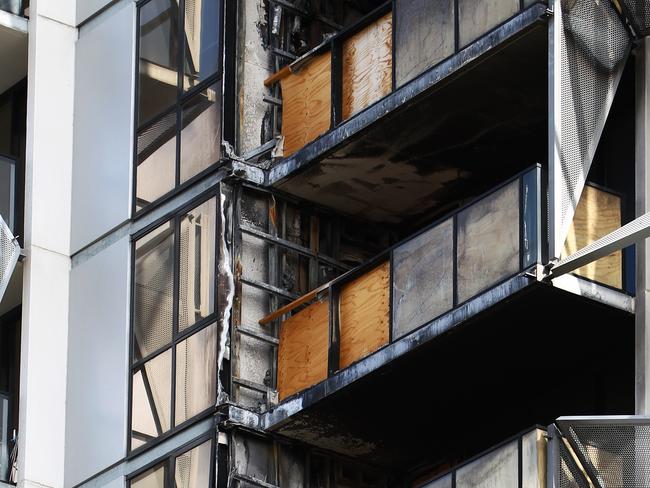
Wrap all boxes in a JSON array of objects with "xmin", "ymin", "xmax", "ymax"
[
  {"xmin": 180, "ymin": 83, "xmax": 221, "ymax": 185},
  {"xmin": 138, "ymin": 0, "xmax": 179, "ymax": 126},
  {"xmin": 132, "ymin": 463, "xmax": 166, "ymax": 488},
  {"xmin": 134, "ymin": 220, "xmax": 175, "ymax": 361},
  {"xmin": 175, "ymin": 323, "xmax": 217, "ymax": 425},
  {"xmin": 136, "ymin": 111, "xmax": 177, "ymax": 211},
  {"xmin": 178, "ymin": 198, "xmax": 216, "ymax": 331},
  {"xmin": 183, "ymin": 0, "xmax": 221, "ymax": 92},
  {"xmin": 131, "ymin": 350, "xmax": 172, "ymax": 449}
]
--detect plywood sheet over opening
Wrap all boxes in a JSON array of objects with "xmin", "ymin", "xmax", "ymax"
[
  {"xmin": 342, "ymin": 12, "xmax": 393, "ymax": 120},
  {"xmin": 278, "ymin": 299, "xmax": 330, "ymax": 400},
  {"xmin": 562, "ymin": 185, "xmax": 622, "ymax": 289},
  {"xmin": 339, "ymin": 261, "xmax": 390, "ymax": 369},
  {"xmin": 280, "ymin": 52, "xmax": 332, "ymax": 157}
]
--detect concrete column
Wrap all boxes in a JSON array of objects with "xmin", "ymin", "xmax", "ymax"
[
  {"xmin": 635, "ymin": 37, "xmax": 650, "ymax": 415},
  {"xmin": 18, "ymin": 0, "xmax": 77, "ymax": 486}
]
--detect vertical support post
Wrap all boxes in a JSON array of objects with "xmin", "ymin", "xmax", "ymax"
[
  {"xmin": 548, "ymin": 0, "xmax": 563, "ymax": 262},
  {"xmin": 635, "ymin": 37, "xmax": 650, "ymax": 415},
  {"xmin": 331, "ymin": 40, "xmax": 343, "ymax": 128}
]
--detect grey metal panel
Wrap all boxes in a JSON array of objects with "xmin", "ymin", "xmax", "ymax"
[
  {"xmin": 423, "ymin": 474, "xmax": 452, "ymax": 488},
  {"xmin": 395, "ymin": 0, "xmax": 454, "ymax": 87},
  {"xmin": 456, "ymin": 440, "xmax": 518, "ymax": 488},
  {"xmin": 522, "ymin": 429, "xmax": 546, "ymax": 488},
  {"xmin": 457, "ymin": 180, "xmax": 520, "ymax": 303},
  {"xmin": 548, "ymin": 0, "xmax": 631, "ymax": 259},
  {"xmin": 392, "ymin": 218, "xmax": 453, "ymax": 339},
  {"xmin": 458, "ymin": 0, "xmax": 519, "ymax": 48}
]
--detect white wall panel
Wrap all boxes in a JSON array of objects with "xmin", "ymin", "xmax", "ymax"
[
  {"xmin": 71, "ymin": 0, "xmax": 134, "ymax": 252},
  {"xmin": 65, "ymin": 237, "xmax": 130, "ymax": 487}
]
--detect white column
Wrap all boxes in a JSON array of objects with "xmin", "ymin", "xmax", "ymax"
[
  {"xmin": 18, "ymin": 0, "xmax": 77, "ymax": 486},
  {"xmin": 636, "ymin": 37, "xmax": 650, "ymax": 415}
]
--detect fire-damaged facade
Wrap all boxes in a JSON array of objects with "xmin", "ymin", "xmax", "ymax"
[{"xmin": 6, "ymin": 0, "xmax": 650, "ymax": 487}]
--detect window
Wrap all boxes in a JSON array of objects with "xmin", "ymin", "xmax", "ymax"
[
  {"xmin": 135, "ymin": 0, "xmax": 222, "ymax": 213},
  {"xmin": 129, "ymin": 436, "xmax": 215, "ymax": 488},
  {"xmin": 130, "ymin": 195, "xmax": 219, "ymax": 451}
]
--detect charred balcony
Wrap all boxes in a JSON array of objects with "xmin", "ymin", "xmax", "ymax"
[
  {"xmin": 260, "ymin": 0, "xmax": 549, "ymax": 227},
  {"xmin": 247, "ymin": 166, "xmax": 635, "ymax": 479}
]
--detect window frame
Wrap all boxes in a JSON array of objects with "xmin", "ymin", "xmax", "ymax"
[
  {"xmin": 127, "ymin": 431, "xmax": 217, "ymax": 488},
  {"xmin": 128, "ymin": 187, "xmax": 222, "ymax": 455},
  {"xmin": 133, "ymin": 0, "xmax": 226, "ymax": 217}
]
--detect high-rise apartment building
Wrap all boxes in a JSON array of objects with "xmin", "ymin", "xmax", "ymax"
[{"xmin": 2, "ymin": 0, "xmax": 650, "ymax": 487}]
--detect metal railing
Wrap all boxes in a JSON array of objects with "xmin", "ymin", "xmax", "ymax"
[
  {"xmin": 261, "ymin": 166, "xmax": 543, "ymax": 401},
  {"xmin": 264, "ymin": 0, "xmax": 547, "ymax": 157}
]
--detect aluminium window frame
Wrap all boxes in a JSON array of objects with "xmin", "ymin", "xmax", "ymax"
[
  {"xmin": 128, "ymin": 186, "xmax": 222, "ymax": 456},
  {"xmin": 132, "ymin": 0, "xmax": 229, "ymax": 218},
  {"xmin": 127, "ymin": 430, "xmax": 217, "ymax": 488}
]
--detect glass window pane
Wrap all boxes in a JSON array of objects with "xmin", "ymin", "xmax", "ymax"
[
  {"xmin": 179, "ymin": 198, "xmax": 217, "ymax": 331},
  {"xmin": 132, "ymin": 463, "xmax": 166, "ymax": 488},
  {"xmin": 175, "ymin": 323, "xmax": 217, "ymax": 426},
  {"xmin": 392, "ymin": 218, "xmax": 453, "ymax": 339},
  {"xmin": 131, "ymin": 349, "xmax": 172, "ymax": 449},
  {"xmin": 456, "ymin": 180, "xmax": 520, "ymax": 303},
  {"xmin": 134, "ymin": 220, "xmax": 175, "ymax": 361},
  {"xmin": 183, "ymin": 0, "xmax": 221, "ymax": 91},
  {"xmin": 136, "ymin": 112, "xmax": 177, "ymax": 211},
  {"xmin": 179, "ymin": 84, "xmax": 221, "ymax": 184},
  {"xmin": 138, "ymin": 0, "xmax": 179, "ymax": 125},
  {"xmin": 174, "ymin": 439, "xmax": 212, "ymax": 488}
]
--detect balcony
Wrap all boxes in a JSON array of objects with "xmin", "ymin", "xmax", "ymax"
[
  {"xmin": 254, "ymin": 167, "xmax": 634, "ymax": 473},
  {"xmin": 262, "ymin": 1, "xmax": 549, "ymax": 226}
]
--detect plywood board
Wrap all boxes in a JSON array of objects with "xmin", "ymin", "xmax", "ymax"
[
  {"xmin": 457, "ymin": 180, "xmax": 520, "ymax": 303},
  {"xmin": 342, "ymin": 12, "xmax": 393, "ymax": 120},
  {"xmin": 277, "ymin": 299, "xmax": 329, "ymax": 400},
  {"xmin": 393, "ymin": 218, "xmax": 453, "ymax": 339},
  {"xmin": 280, "ymin": 53, "xmax": 332, "ymax": 157},
  {"xmin": 562, "ymin": 185, "xmax": 622, "ymax": 289},
  {"xmin": 395, "ymin": 0, "xmax": 454, "ymax": 87},
  {"xmin": 339, "ymin": 261, "xmax": 390, "ymax": 369}
]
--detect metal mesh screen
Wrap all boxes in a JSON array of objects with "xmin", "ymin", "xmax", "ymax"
[
  {"xmin": 567, "ymin": 423, "xmax": 650, "ymax": 488},
  {"xmin": 558, "ymin": 440, "xmax": 591, "ymax": 488},
  {"xmin": 620, "ymin": 0, "xmax": 650, "ymax": 37},
  {"xmin": 0, "ymin": 215, "xmax": 19, "ymax": 303},
  {"xmin": 555, "ymin": 0, "xmax": 630, "ymax": 252},
  {"xmin": 137, "ymin": 110, "xmax": 177, "ymax": 164}
]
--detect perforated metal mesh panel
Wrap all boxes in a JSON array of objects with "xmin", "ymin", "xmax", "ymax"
[
  {"xmin": 0, "ymin": 215, "xmax": 19, "ymax": 303},
  {"xmin": 566, "ymin": 423, "xmax": 650, "ymax": 488},
  {"xmin": 558, "ymin": 440, "xmax": 591, "ymax": 488},
  {"xmin": 553, "ymin": 0, "xmax": 630, "ymax": 254},
  {"xmin": 621, "ymin": 0, "xmax": 650, "ymax": 37}
]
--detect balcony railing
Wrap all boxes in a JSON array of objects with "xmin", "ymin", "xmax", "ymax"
[
  {"xmin": 261, "ymin": 166, "xmax": 543, "ymax": 401},
  {"xmin": 0, "ymin": 0, "xmax": 27, "ymax": 17},
  {"xmin": 418, "ymin": 427, "xmax": 547, "ymax": 488},
  {"xmin": 265, "ymin": 0, "xmax": 547, "ymax": 158}
]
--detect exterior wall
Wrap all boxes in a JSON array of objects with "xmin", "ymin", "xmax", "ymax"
[
  {"xmin": 19, "ymin": 2, "xmax": 76, "ymax": 487},
  {"xmin": 71, "ymin": 0, "xmax": 134, "ymax": 252},
  {"xmin": 65, "ymin": 236, "xmax": 130, "ymax": 487}
]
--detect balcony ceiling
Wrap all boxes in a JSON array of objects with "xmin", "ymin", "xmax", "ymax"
[
  {"xmin": 272, "ymin": 20, "xmax": 548, "ymax": 228},
  {"xmin": 266, "ymin": 283, "xmax": 634, "ymax": 476},
  {"xmin": 0, "ymin": 11, "xmax": 27, "ymax": 94}
]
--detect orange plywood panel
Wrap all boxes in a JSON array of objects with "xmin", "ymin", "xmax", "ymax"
[
  {"xmin": 563, "ymin": 185, "xmax": 622, "ymax": 289},
  {"xmin": 342, "ymin": 12, "xmax": 393, "ymax": 120},
  {"xmin": 277, "ymin": 299, "xmax": 329, "ymax": 400},
  {"xmin": 279, "ymin": 53, "xmax": 332, "ymax": 157},
  {"xmin": 339, "ymin": 261, "xmax": 390, "ymax": 369}
]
